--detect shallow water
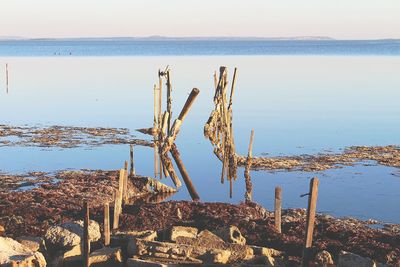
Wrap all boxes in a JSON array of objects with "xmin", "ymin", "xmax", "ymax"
[{"xmin": 0, "ymin": 55, "xmax": 399, "ymax": 223}]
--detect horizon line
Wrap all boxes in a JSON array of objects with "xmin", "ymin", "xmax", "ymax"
[{"xmin": 1, "ymin": 35, "xmax": 400, "ymax": 41}]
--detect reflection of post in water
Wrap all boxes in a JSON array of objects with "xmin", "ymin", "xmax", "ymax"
[
  {"xmin": 170, "ymin": 144, "xmax": 200, "ymax": 201},
  {"xmin": 5, "ymin": 63, "xmax": 9, "ymax": 94}
]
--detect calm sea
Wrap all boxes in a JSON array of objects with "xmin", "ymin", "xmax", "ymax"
[{"xmin": 0, "ymin": 40, "xmax": 399, "ymax": 223}]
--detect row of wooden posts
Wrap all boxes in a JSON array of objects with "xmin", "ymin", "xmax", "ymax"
[{"xmin": 76, "ymin": 66, "xmax": 319, "ymax": 267}]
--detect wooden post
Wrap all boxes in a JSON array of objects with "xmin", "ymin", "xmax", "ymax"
[
  {"xmin": 228, "ymin": 67, "xmax": 237, "ymax": 110},
  {"xmin": 130, "ymin": 144, "xmax": 135, "ymax": 177},
  {"xmin": 170, "ymin": 144, "xmax": 200, "ymax": 201},
  {"xmin": 244, "ymin": 130, "xmax": 254, "ymax": 202},
  {"xmin": 5, "ymin": 63, "xmax": 9, "ymax": 94},
  {"xmin": 166, "ymin": 69, "xmax": 172, "ymax": 135},
  {"xmin": 113, "ymin": 189, "xmax": 121, "ymax": 230},
  {"xmin": 113, "ymin": 169, "xmax": 125, "ymax": 229},
  {"xmin": 83, "ymin": 201, "xmax": 90, "ymax": 267},
  {"xmin": 123, "ymin": 161, "xmax": 128, "ymax": 203},
  {"xmin": 103, "ymin": 202, "xmax": 110, "ymax": 246},
  {"xmin": 274, "ymin": 187, "xmax": 282, "ymax": 234},
  {"xmin": 301, "ymin": 177, "xmax": 319, "ymax": 267}
]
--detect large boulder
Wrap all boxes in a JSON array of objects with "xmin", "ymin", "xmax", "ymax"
[
  {"xmin": 45, "ymin": 220, "xmax": 101, "ymax": 249},
  {"xmin": 0, "ymin": 237, "xmax": 46, "ymax": 266}
]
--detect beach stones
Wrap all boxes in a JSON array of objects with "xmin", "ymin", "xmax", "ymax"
[
  {"xmin": 44, "ymin": 220, "xmax": 101, "ymax": 249},
  {"xmin": 0, "ymin": 237, "xmax": 46, "ymax": 266}
]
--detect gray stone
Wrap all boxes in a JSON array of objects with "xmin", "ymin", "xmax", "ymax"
[
  {"xmin": 338, "ymin": 251, "xmax": 389, "ymax": 267},
  {"xmin": 16, "ymin": 236, "xmax": 45, "ymax": 252},
  {"xmin": 45, "ymin": 220, "xmax": 101, "ymax": 249}
]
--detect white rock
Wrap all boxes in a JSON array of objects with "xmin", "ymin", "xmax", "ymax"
[
  {"xmin": 338, "ymin": 251, "xmax": 389, "ymax": 267},
  {"xmin": 0, "ymin": 237, "xmax": 46, "ymax": 266},
  {"xmin": 45, "ymin": 220, "xmax": 101, "ymax": 248}
]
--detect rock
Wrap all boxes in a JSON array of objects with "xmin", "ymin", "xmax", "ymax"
[
  {"xmin": 315, "ymin": 250, "xmax": 334, "ymax": 265},
  {"xmin": 251, "ymin": 245, "xmax": 283, "ymax": 257},
  {"xmin": 126, "ymin": 258, "xmax": 172, "ymax": 267},
  {"xmin": 338, "ymin": 251, "xmax": 389, "ymax": 267},
  {"xmin": 45, "ymin": 220, "xmax": 101, "ymax": 249},
  {"xmin": 0, "ymin": 237, "xmax": 47, "ymax": 266},
  {"xmin": 0, "ymin": 225, "xmax": 4, "ymax": 236},
  {"xmin": 16, "ymin": 236, "xmax": 45, "ymax": 252},
  {"xmin": 246, "ymin": 255, "xmax": 283, "ymax": 267},
  {"xmin": 90, "ymin": 247, "xmax": 123, "ymax": 266},
  {"xmin": 213, "ymin": 225, "xmax": 246, "ymax": 245},
  {"xmin": 127, "ymin": 238, "xmax": 193, "ymax": 258},
  {"xmin": 202, "ymin": 249, "xmax": 231, "ymax": 264},
  {"xmin": 170, "ymin": 226, "xmax": 198, "ymax": 241},
  {"xmin": 112, "ymin": 230, "xmax": 157, "ymax": 253}
]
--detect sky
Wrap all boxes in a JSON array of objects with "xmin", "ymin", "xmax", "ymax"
[{"xmin": 0, "ymin": 0, "xmax": 399, "ymax": 39}]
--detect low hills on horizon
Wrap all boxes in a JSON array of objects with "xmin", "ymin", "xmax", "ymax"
[{"xmin": 0, "ymin": 35, "xmax": 399, "ymax": 41}]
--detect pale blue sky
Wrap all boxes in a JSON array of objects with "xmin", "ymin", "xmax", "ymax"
[{"xmin": 1, "ymin": 0, "xmax": 399, "ymax": 39}]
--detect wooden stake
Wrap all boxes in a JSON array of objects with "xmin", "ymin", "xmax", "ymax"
[
  {"xmin": 113, "ymin": 189, "xmax": 121, "ymax": 230},
  {"xmin": 103, "ymin": 202, "xmax": 110, "ymax": 246},
  {"xmin": 5, "ymin": 63, "xmax": 9, "ymax": 94},
  {"xmin": 130, "ymin": 144, "xmax": 135, "ymax": 177},
  {"xmin": 166, "ymin": 70, "xmax": 172, "ymax": 135},
  {"xmin": 83, "ymin": 201, "xmax": 90, "ymax": 267},
  {"xmin": 301, "ymin": 177, "xmax": 319, "ymax": 267},
  {"xmin": 170, "ymin": 144, "xmax": 200, "ymax": 201},
  {"xmin": 123, "ymin": 161, "xmax": 128, "ymax": 203},
  {"xmin": 274, "ymin": 187, "xmax": 282, "ymax": 234},
  {"xmin": 228, "ymin": 67, "xmax": 237, "ymax": 110},
  {"xmin": 244, "ymin": 130, "xmax": 254, "ymax": 202}
]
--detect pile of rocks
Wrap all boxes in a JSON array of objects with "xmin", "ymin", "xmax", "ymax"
[{"xmin": 0, "ymin": 221, "xmax": 395, "ymax": 266}]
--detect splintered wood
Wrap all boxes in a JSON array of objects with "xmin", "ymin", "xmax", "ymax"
[
  {"xmin": 138, "ymin": 67, "xmax": 201, "ymax": 200},
  {"xmin": 204, "ymin": 66, "xmax": 238, "ymax": 197}
]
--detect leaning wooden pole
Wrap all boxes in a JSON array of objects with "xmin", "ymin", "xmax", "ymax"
[
  {"xmin": 301, "ymin": 177, "xmax": 319, "ymax": 267},
  {"xmin": 170, "ymin": 144, "xmax": 200, "ymax": 201},
  {"xmin": 275, "ymin": 187, "xmax": 282, "ymax": 234},
  {"xmin": 83, "ymin": 201, "xmax": 90, "ymax": 267},
  {"xmin": 163, "ymin": 88, "xmax": 200, "ymax": 153}
]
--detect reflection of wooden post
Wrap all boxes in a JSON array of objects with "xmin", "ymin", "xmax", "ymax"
[
  {"xmin": 130, "ymin": 144, "xmax": 135, "ymax": 177},
  {"xmin": 274, "ymin": 187, "xmax": 282, "ymax": 234},
  {"xmin": 301, "ymin": 177, "xmax": 319, "ymax": 267},
  {"xmin": 83, "ymin": 201, "xmax": 90, "ymax": 267},
  {"xmin": 170, "ymin": 144, "xmax": 200, "ymax": 201},
  {"xmin": 103, "ymin": 202, "xmax": 110, "ymax": 246}
]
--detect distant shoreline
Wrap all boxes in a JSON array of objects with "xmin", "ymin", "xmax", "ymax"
[{"xmin": 1, "ymin": 36, "xmax": 399, "ymax": 42}]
